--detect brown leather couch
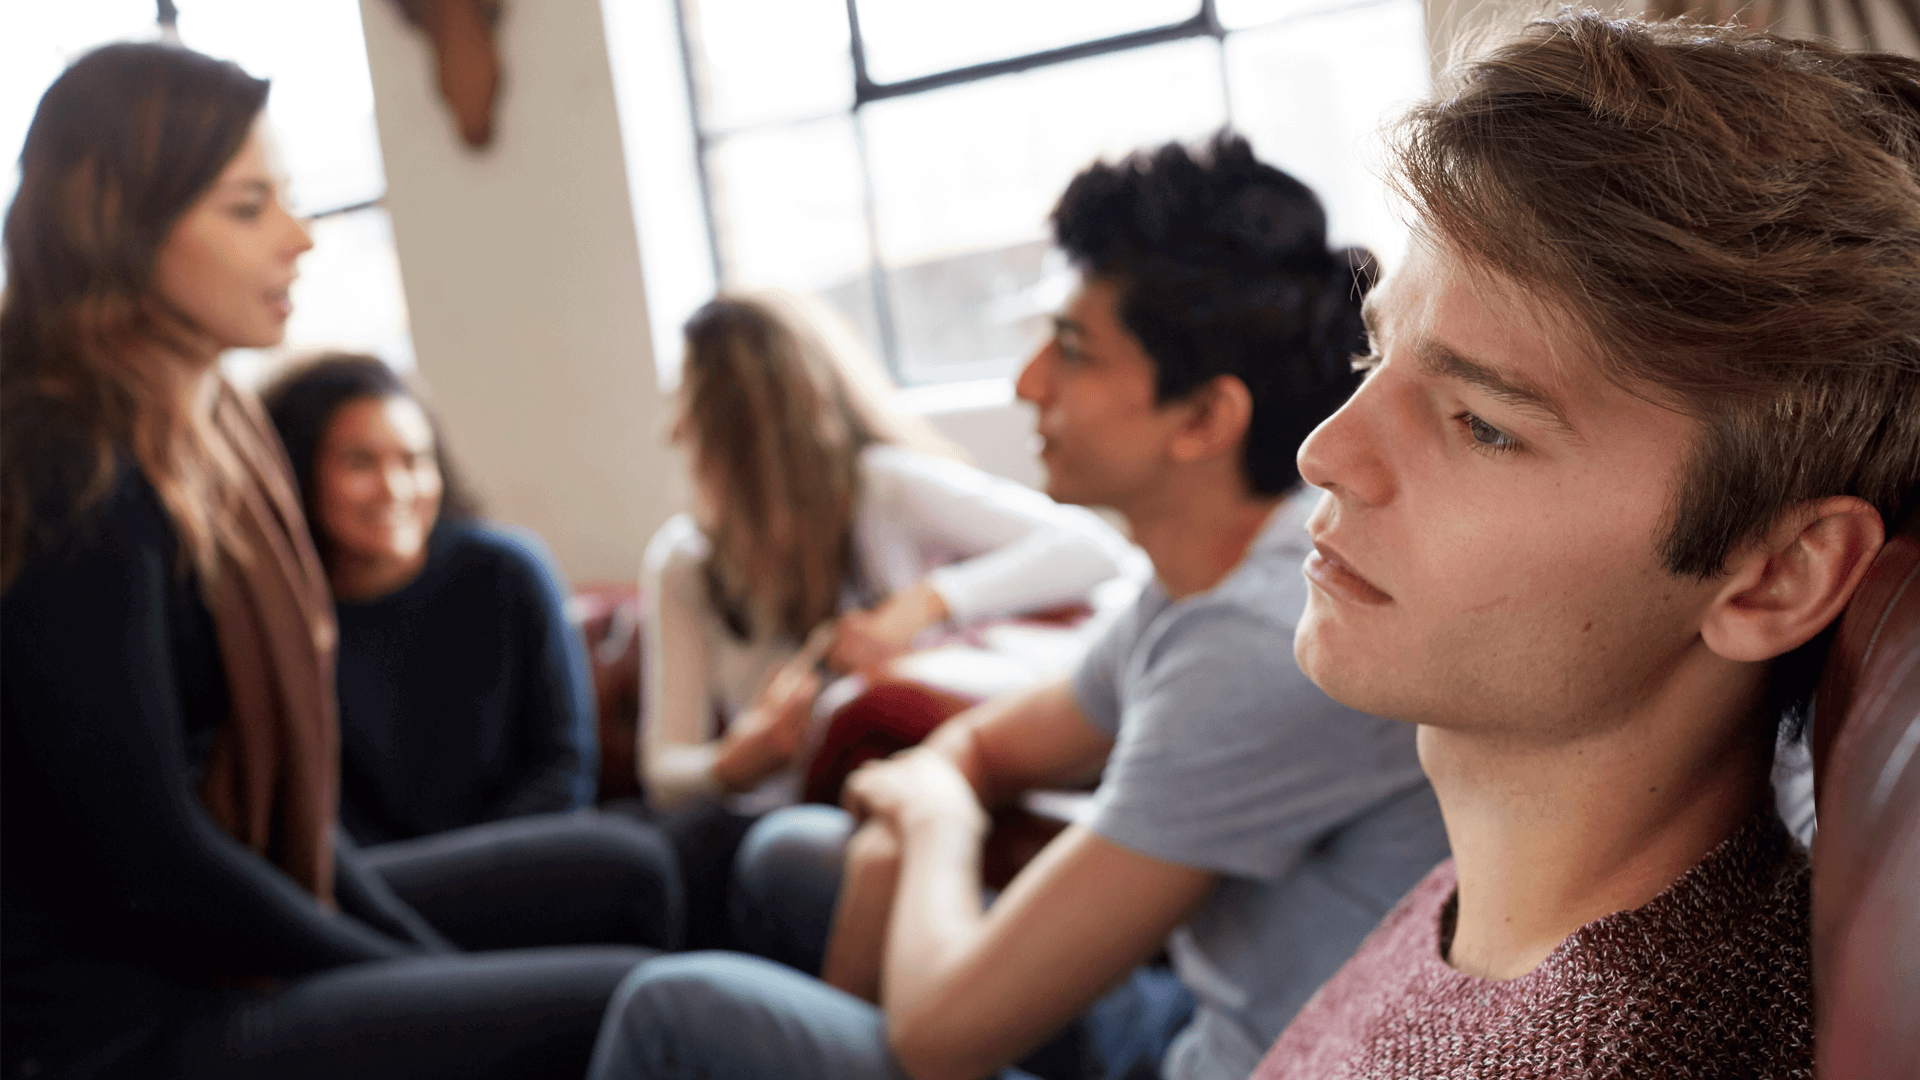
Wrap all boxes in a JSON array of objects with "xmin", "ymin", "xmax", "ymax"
[{"xmin": 1811, "ymin": 504, "xmax": 1920, "ymax": 1077}]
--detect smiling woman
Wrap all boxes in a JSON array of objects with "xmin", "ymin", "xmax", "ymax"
[{"xmin": 261, "ymin": 353, "xmax": 606, "ymax": 846}]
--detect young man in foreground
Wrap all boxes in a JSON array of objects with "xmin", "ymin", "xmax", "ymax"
[
  {"xmin": 1254, "ymin": 14, "xmax": 1920, "ymax": 1077},
  {"xmin": 589, "ymin": 135, "xmax": 1449, "ymax": 1080}
]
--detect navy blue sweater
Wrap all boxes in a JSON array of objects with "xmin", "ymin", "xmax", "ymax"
[
  {"xmin": 333, "ymin": 519, "xmax": 597, "ymax": 846},
  {"xmin": 2, "ymin": 464, "xmax": 443, "ymax": 1074}
]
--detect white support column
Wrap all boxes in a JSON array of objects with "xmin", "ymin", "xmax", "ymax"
[{"xmin": 358, "ymin": 0, "xmax": 680, "ymax": 584}]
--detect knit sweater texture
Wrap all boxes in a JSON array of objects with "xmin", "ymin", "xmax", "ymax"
[{"xmin": 1254, "ymin": 810, "xmax": 1812, "ymax": 1079}]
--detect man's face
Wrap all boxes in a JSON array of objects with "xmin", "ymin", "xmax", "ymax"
[
  {"xmin": 1294, "ymin": 236, "xmax": 1726, "ymax": 739},
  {"xmin": 1014, "ymin": 277, "xmax": 1192, "ymax": 511}
]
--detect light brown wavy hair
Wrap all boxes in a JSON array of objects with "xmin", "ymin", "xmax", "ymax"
[
  {"xmin": 678, "ymin": 293, "xmax": 960, "ymax": 642},
  {"xmin": 1397, "ymin": 12, "xmax": 1920, "ymax": 721},
  {"xmin": 1, "ymin": 43, "xmax": 270, "ymax": 589},
  {"xmin": 1399, "ymin": 12, "xmax": 1920, "ymax": 576}
]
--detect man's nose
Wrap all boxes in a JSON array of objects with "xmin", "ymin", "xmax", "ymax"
[
  {"xmin": 1297, "ymin": 374, "xmax": 1395, "ymax": 508},
  {"xmin": 1014, "ymin": 344, "xmax": 1053, "ymax": 406}
]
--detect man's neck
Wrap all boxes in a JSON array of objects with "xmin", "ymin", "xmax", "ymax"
[
  {"xmin": 1123, "ymin": 480, "xmax": 1286, "ymax": 601},
  {"xmin": 1425, "ymin": 659, "xmax": 1776, "ymax": 981}
]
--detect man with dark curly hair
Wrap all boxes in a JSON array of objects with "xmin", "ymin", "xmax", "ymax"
[
  {"xmin": 1253, "ymin": 13, "xmax": 1920, "ymax": 1079},
  {"xmin": 587, "ymin": 134, "xmax": 1449, "ymax": 1080}
]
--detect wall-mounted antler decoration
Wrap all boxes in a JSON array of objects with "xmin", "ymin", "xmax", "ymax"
[{"xmin": 387, "ymin": 0, "xmax": 505, "ymax": 149}]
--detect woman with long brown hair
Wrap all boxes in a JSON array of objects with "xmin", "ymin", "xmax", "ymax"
[
  {"xmin": 642, "ymin": 293, "xmax": 1136, "ymax": 953},
  {"xmin": 2, "ymin": 43, "xmax": 668, "ymax": 1080}
]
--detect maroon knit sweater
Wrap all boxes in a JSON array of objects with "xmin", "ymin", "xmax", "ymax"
[{"xmin": 1253, "ymin": 811, "xmax": 1812, "ymax": 1079}]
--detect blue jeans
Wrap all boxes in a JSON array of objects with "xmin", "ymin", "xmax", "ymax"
[
  {"xmin": 726, "ymin": 804, "xmax": 852, "ymax": 974},
  {"xmin": 588, "ymin": 952, "xmax": 1193, "ymax": 1080},
  {"xmin": 594, "ymin": 804, "xmax": 1195, "ymax": 1080}
]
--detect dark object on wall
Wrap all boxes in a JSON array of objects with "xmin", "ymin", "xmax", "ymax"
[
  {"xmin": 388, "ymin": 0, "xmax": 503, "ymax": 148},
  {"xmin": 1812, "ymin": 499, "xmax": 1920, "ymax": 1079}
]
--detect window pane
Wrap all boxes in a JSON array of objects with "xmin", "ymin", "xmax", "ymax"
[
  {"xmin": 1225, "ymin": 0, "xmax": 1428, "ymax": 269},
  {"xmin": 689, "ymin": 0, "xmax": 854, "ymax": 131},
  {"xmin": 173, "ymin": 0, "xmax": 386, "ymax": 215},
  {"xmin": 1216, "ymin": 0, "xmax": 1385, "ymax": 31},
  {"xmin": 0, "ymin": 0, "xmax": 163, "ymax": 291},
  {"xmin": 706, "ymin": 118, "xmax": 885, "ymax": 360},
  {"xmin": 855, "ymin": 0, "xmax": 1197, "ymax": 84},
  {"xmin": 862, "ymin": 39, "xmax": 1226, "ymax": 383}
]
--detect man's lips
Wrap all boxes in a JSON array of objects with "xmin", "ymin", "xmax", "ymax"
[{"xmin": 1304, "ymin": 539, "xmax": 1392, "ymax": 604}]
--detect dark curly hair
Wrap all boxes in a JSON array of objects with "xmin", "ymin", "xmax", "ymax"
[{"xmin": 1050, "ymin": 131, "xmax": 1374, "ymax": 497}]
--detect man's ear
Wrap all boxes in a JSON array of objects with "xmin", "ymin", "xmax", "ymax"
[
  {"xmin": 1167, "ymin": 375, "xmax": 1253, "ymax": 466},
  {"xmin": 1700, "ymin": 496, "xmax": 1886, "ymax": 663}
]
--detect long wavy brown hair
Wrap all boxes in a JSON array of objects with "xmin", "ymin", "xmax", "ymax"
[
  {"xmin": 1, "ymin": 43, "xmax": 269, "ymax": 589},
  {"xmin": 679, "ymin": 293, "xmax": 960, "ymax": 642}
]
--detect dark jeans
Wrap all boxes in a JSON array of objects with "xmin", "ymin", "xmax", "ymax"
[
  {"xmin": 691, "ymin": 805, "xmax": 1192, "ymax": 1080},
  {"xmin": 362, "ymin": 811, "xmax": 684, "ymax": 952},
  {"xmin": 77, "ymin": 813, "xmax": 674, "ymax": 1080}
]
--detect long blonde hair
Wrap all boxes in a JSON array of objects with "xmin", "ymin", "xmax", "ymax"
[{"xmin": 679, "ymin": 293, "xmax": 958, "ymax": 642}]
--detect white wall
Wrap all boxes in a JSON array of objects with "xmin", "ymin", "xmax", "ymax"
[{"xmin": 359, "ymin": 0, "xmax": 679, "ymax": 584}]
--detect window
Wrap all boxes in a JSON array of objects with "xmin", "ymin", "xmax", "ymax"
[
  {"xmin": 0, "ymin": 0, "xmax": 414, "ymax": 383},
  {"xmin": 607, "ymin": 0, "xmax": 1430, "ymax": 389}
]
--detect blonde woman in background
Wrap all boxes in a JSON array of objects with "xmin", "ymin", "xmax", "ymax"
[{"xmin": 641, "ymin": 293, "xmax": 1135, "ymax": 953}]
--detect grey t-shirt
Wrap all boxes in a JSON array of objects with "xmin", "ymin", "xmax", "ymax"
[{"xmin": 1072, "ymin": 491, "xmax": 1448, "ymax": 1080}]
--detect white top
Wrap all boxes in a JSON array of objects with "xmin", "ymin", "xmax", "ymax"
[{"xmin": 642, "ymin": 443, "xmax": 1139, "ymax": 811}]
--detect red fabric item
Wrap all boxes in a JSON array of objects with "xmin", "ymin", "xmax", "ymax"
[
  {"xmin": 1253, "ymin": 811, "xmax": 1811, "ymax": 1079},
  {"xmin": 572, "ymin": 581, "xmax": 643, "ymax": 803},
  {"xmin": 801, "ymin": 679, "xmax": 975, "ymax": 806}
]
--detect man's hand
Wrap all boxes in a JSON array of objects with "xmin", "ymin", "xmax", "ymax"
[
  {"xmin": 711, "ymin": 651, "xmax": 820, "ymax": 793},
  {"xmin": 831, "ymin": 580, "xmax": 950, "ymax": 674},
  {"xmin": 842, "ymin": 748, "xmax": 990, "ymax": 841}
]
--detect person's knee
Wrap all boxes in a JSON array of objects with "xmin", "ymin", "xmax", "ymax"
[
  {"xmin": 591, "ymin": 952, "xmax": 802, "ymax": 1079},
  {"xmin": 578, "ymin": 814, "xmax": 686, "ymax": 949},
  {"xmin": 731, "ymin": 805, "xmax": 853, "ymax": 914}
]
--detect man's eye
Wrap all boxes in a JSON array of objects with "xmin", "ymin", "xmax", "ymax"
[
  {"xmin": 230, "ymin": 203, "xmax": 263, "ymax": 221},
  {"xmin": 1461, "ymin": 413, "xmax": 1519, "ymax": 453}
]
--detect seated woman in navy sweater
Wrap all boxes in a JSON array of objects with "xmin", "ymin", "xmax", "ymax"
[
  {"xmin": 2, "ymin": 42, "xmax": 675, "ymax": 1080},
  {"xmin": 263, "ymin": 353, "xmax": 597, "ymax": 846}
]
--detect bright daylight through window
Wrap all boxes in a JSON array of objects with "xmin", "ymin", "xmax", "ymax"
[{"xmin": 608, "ymin": 0, "xmax": 1430, "ymax": 390}]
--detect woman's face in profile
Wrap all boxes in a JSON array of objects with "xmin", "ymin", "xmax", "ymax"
[
  {"xmin": 153, "ymin": 125, "xmax": 313, "ymax": 356},
  {"xmin": 314, "ymin": 396, "xmax": 444, "ymax": 573},
  {"xmin": 669, "ymin": 386, "xmax": 723, "ymax": 531}
]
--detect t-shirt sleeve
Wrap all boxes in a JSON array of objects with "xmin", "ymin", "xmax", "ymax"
[
  {"xmin": 1069, "ymin": 587, "xmax": 1149, "ymax": 738},
  {"xmin": 1084, "ymin": 600, "xmax": 1420, "ymax": 882}
]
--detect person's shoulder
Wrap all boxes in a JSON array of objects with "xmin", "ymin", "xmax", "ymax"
[
  {"xmin": 434, "ymin": 518, "xmax": 565, "ymax": 595},
  {"xmin": 1563, "ymin": 813, "xmax": 1811, "ymax": 1075},
  {"xmin": 19, "ymin": 456, "xmax": 172, "ymax": 567},
  {"xmin": 642, "ymin": 512, "xmax": 710, "ymax": 575}
]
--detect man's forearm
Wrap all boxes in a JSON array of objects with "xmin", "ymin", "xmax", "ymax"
[{"xmin": 880, "ymin": 805, "xmax": 992, "ymax": 1022}]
